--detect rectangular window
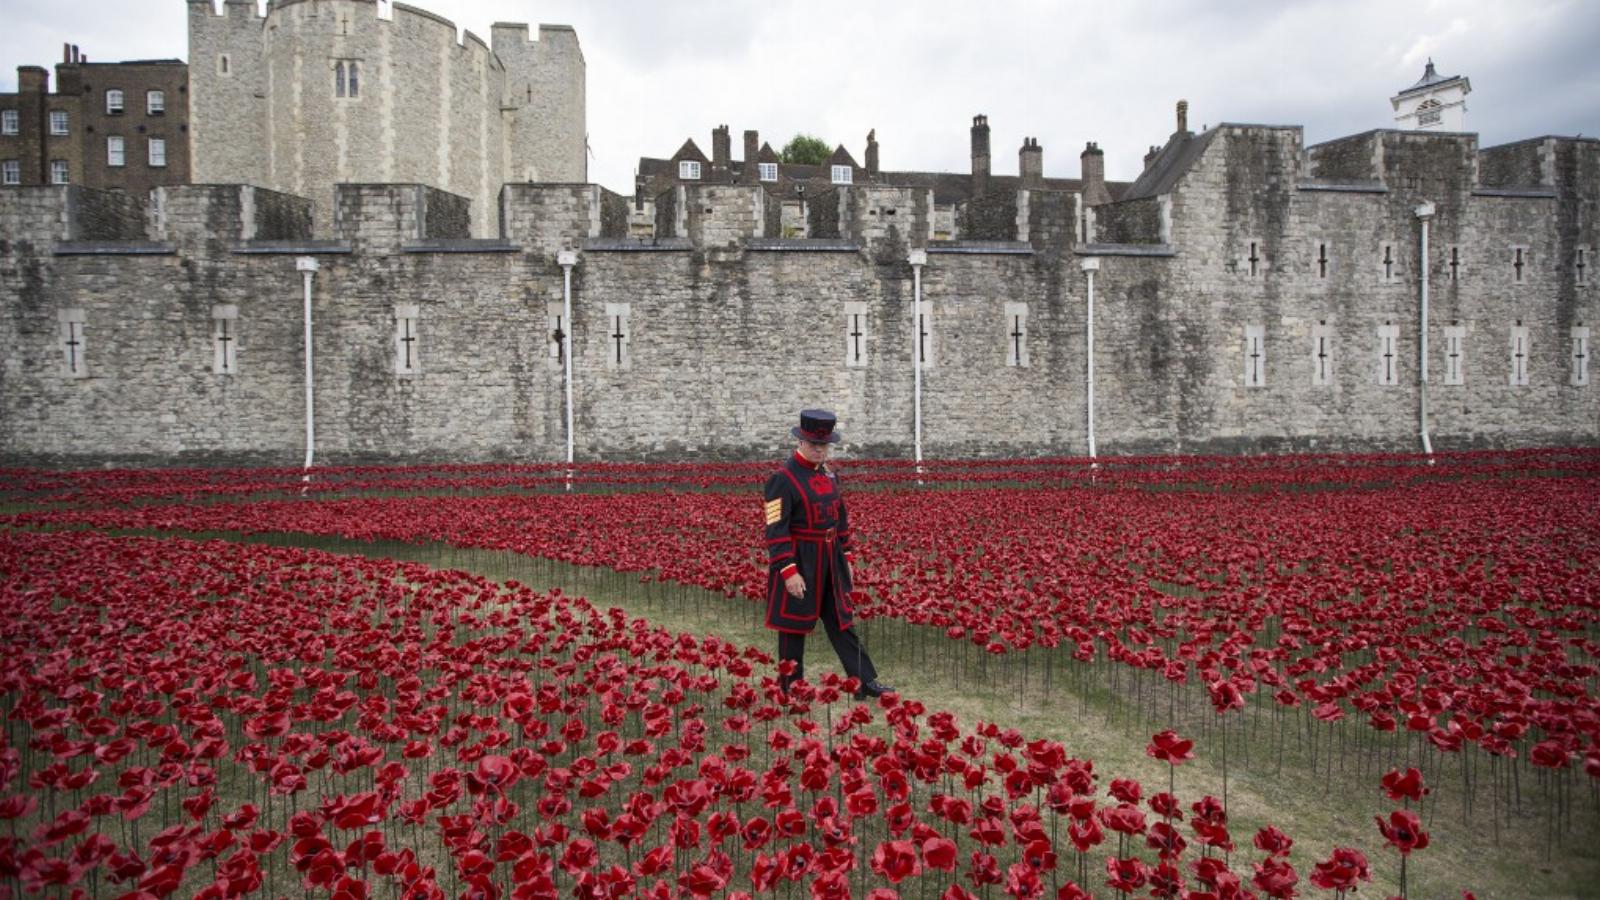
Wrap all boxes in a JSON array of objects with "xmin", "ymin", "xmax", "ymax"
[
  {"xmin": 604, "ymin": 302, "xmax": 632, "ymax": 370},
  {"xmin": 1, "ymin": 160, "xmax": 19, "ymax": 186},
  {"xmin": 1510, "ymin": 246, "xmax": 1528, "ymax": 284},
  {"xmin": 1310, "ymin": 322, "xmax": 1333, "ymax": 386},
  {"xmin": 1508, "ymin": 324, "xmax": 1530, "ymax": 387},
  {"xmin": 843, "ymin": 302, "xmax": 869, "ymax": 368},
  {"xmin": 212, "ymin": 305, "xmax": 238, "ymax": 375},
  {"xmin": 59, "ymin": 309, "xmax": 87, "ymax": 378},
  {"xmin": 1243, "ymin": 325, "xmax": 1265, "ymax": 387},
  {"xmin": 1573, "ymin": 327, "xmax": 1591, "ymax": 387},
  {"xmin": 758, "ymin": 162, "xmax": 778, "ymax": 182},
  {"xmin": 50, "ymin": 160, "xmax": 69, "ymax": 184},
  {"xmin": 146, "ymin": 90, "xmax": 165, "ymax": 115},
  {"xmin": 1576, "ymin": 246, "xmax": 1591, "ymax": 286},
  {"xmin": 678, "ymin": 160, "xmax": 700, "ymax": 180},
  {"xmin": 148, "ymin": 138, "xmax": 166, "ymax": 168},
  {"xmin": 107, "ymin": 136, "xmax": 125, "ymax": 167},
  {"xmin": 831, "ymin": 165, "xmax": 853, "ymax": 185},
  {"xmin": 1003, "ymin": 302, "xmax": 1029, "ymax": 368},
  {"xmin": 49, "ymin": 110, "xmax": 68, "ymax": 135},
  {"xmin": 394, "ymin": 304, "xmax": 420, "ymax": 376},
  {"xmin": 1240, "ymin": 240, "xmax": 1263, "ymax": 277},
  {"xmin": 1441, "ymin": 325, "xmax": 1466, "ymax": 386},
  {"xmin": 1315, "ymin": 242, "xmax": 1330, "ymax": 279},
  {"xmin": 1376, "ymin": 324, "xmax": 1400, "ymax": 386},
  {"xmin": 1378, "ymin": 242, "xmax": 1399, "ymax": 284},
  {"xmin": 334, "ymin": 60, "xmax": 360, "ymax": 98},
  {"xmin": 0, "ymin": 110, "xmax": 17, "ymax": 135},
  {"xmin": 105, "ymin": 89, "xmax": 124, "ymax": 114}
]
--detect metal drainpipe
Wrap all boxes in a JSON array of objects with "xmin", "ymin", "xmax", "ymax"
[
  {"xmin": 557, "ymin": 250, "xmax": 578, "ymax": 489},
  {"xmin": 1082, "ymin": 257, "xmax": 1101, "ymax": 458},
  {"xmin": 908, "ymin": 249, "xmax": 927, "ymax": 479},
  {"xmin": 1415, "ymin": 202, "xmax": 1435, "ymax": 457},
  {"xmin": 296, "ymin": 256, "xmax": 319, "ymax": 480}
]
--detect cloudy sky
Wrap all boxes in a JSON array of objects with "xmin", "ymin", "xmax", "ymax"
[{"xmin": 3, "ymin": 0, "xmax": 1596, "ymax": 194}]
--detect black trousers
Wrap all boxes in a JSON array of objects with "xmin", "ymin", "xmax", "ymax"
[{"xmin": 778, "ymin": 571, "xmax": 878, "ymax": 692}]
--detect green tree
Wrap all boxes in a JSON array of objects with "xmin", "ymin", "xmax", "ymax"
[{"xmin": 780, "ymin": 134, "xmax": 831, "ymax": 166}]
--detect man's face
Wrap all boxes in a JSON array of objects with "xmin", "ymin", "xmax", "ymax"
[{"xmin": 797, "ymin": 439, "xmax": 833, "ymax": 464}]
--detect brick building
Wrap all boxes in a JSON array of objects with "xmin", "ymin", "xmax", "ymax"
[{"xmin": 0, "ymin": 46, "xmax": 189, "ymax": 191}]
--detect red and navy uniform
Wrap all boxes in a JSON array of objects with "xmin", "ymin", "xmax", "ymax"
[{"xmin": 763, "ymin": 451, "xmax": 855, "ymax": 633}]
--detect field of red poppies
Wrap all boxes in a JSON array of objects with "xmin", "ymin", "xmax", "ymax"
[{"xmin": 2, "ymin": 449, "xmax": 1597, "ymax": 898}]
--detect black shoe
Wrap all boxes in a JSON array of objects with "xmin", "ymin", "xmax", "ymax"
[{"xmin": 854, "ymin": 679, "xmax": 896, "ymax": 701}]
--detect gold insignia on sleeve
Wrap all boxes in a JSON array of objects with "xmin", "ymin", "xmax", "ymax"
[{"xmin": 764, "ymin": 498, "xmax": 783, "ymax": 526}]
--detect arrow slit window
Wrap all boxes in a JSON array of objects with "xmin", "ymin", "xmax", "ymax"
[
  {"xmin": 1003, "ymin": 302, "xmax": 1029, "ymax": 368},
  {"xmin": 1310, "ymin": 322, "xmax": 1333, "ymax": 386},
  {"xmin": 59, "ymin": 309, "xmax": 87, "ymax": 378},
  {"xmin": 546, "ymin": 302, "xmax": 566, "ymax": 370},
  {"xmin": 1571, "ymin": 327, "xmax": 1590, "ymax": 387},
  {"xmin": 1441, "ymin": 326, "xmax": 1466, "ymax": 386},
  {"xmin": 213, "ymin": 305, "xmax": 238, "ymax": 375},
  {"xmin": 915, "ymin": 304, "xmax": 936, "ymax": 369},
  {"xmin": 1243, "ymin": 325, "xmax": 1265, "ymax": 387},
  {"xmin": 1508, "ymin": 324, "xmax": 1530, "ymax": 387},
  {"xmin": 1376, "ymin": 324, "xmax": 1400, "ymax": 386},
  {"xmin": 393, "ymin": 304, "xmax": 420, "ymax": 376},
  {"xmin": 843, "ymin": 302, "xmax": 868, "ymax": 368},
  {"xmin": 604, "ymin": 303, "xmax": 631, "ymax": 370}
]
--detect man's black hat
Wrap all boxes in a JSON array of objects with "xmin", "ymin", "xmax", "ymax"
[{"xmin": 791, "ymin": 409, "xmax": 842, "ymax": 444}]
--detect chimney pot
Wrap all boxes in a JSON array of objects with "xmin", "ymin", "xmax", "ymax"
[{"xmin": 1177, "ymin": 100, "xmax": 1189, "ymax": 133}]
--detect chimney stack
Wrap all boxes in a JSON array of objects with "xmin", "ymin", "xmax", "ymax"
[
  {"xmin": 712, "ymin": 125, "xmax": 731, "ymax": 170},
  {"xmin": 865, "ymin": 129, "xmax": 879, "ymax": 176},
  {"xmin": 971, "ymin": 114, "xmax": 991, "ymax": 195},
  {"xmin": 1176, "ymin": 100, "xmax": 1189, "ymax": 134},
  {"xmin": 742, "ymin": 129, "xmax": 759, "ymax": 183},
  {"xmin": 634, "ymin": 173, "xmax": 646, "ymax": 211},
  {"xmin": 1080, "ymin": 142, "xmax": 1111, "ymax": 206},
  {"xmin": 63, "ymin": 43, "xmax": 71, "ymax": 64},
  {"xmin": 1019, "ymin": 137, "xmax": 1043, "ymax": 186},
  {"xmin": 1144, "ymin": 145, "xmax": 1161, "ymax": 170}
]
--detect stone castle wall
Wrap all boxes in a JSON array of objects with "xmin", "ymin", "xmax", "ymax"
[
  {"xmin": 2, "ymin": 127, "xmax": 1596, "ymax": 466},
  {"xmin": 188, "ymin": 0, "xmax": 585, "ymax": 238}
]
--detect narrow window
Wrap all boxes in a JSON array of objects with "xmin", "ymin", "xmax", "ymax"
[
  {"xmin": 148, "ymin": 138, "xmax": 166, "ymax": 168},
  {"xmin": 831, "ymin": 165, "xmax": 853, "ymax": 185},
  {"xmin": 1310, "ymin": 321, "xmax": 1333, "ymax": 386},
  {"xmin": 604, "ymin": 303, "xmax": 631, "ymax": 369},
  {"xmin": 1441, "ymin": 325, "xmax": 1466, "ymax": 386},
  {"xmin": 915, "ymin": 304, "xmax": 936, "ymax": 369},
  {"xmin": 758, "ymin": 162, "xmax": 778, "ymax": 182},
  {"xmin": 107, "ymin": 136, "xmax": 125, "ymax": 167},
  {"xmin": 335, "ymin": 61, "xmax": 346, "ymax": 98},
  {"xmin": 49, "ymin": 110, "xmax": 68, "ymax": 135},
  {"xmin": 1003, "ymin": 302, "xmax": 1029, "ymax": 368},
  {"xmin": 1, "ymin": 160, "xmax": 19, "ymax": 186},
  {"xmin": 59, "ymin": 309, "xmax": 87, "ymax": 378},
  {"xmin": 1511, "ymin": 246, "xmax": 1527, "ymax": 284},
  {"xmin": 393, "ymin": 304, "xmax": 420, "ymax": 375},
  {"xmin": 50, "ymin": 160, "xmax": 69, "ymax": 184},
  {"xmin": 348, "ymin": 61, "xmax": 359, "ymax": 97},
  {"xmin": 218, "ymin": 53, "xmax": 231, "ymax": 76},
  {"xmin": 1573, "ymin": 327, "xmax": 1591, "ymax": 387},
  {"xmin": 146, "ymin": 90, "xmax": 165, "ymax": 115},
  {"xmin": 1317, "ymin": 243, "xmax": 1329, "ymax": 279},
  {"xmin": 105, "ymin": 89, "xmax": 124, "ymax": 115},
  {"xmin": 1244, "ymin": 241, "xmax": 1262, "ymax": 277},
  {"xmin": 678, "ymin": 160, "xmax": 700, "ymax": 180},
  {"xmin": 0, "ymin": 110, "xmax": 17, "ymax": 135},
  {"xmin": 546, "ymin": 302, "xmax": 567, "ymax": 370},
  {"xmin": 212, "ymin": 305, "xmax": 238, "ymax": 375},
  {"xmin": 1379, "ymin": 242, "xmax": 1397, "ymax": 284},
  {"xmin": 1575, "ymin": 246, "xmax": 1591, "ymax": 286},
  {"xmin": 844, "ymin": 302, "xmax": 869, "ymax": 368},
  {"xmin": 1447, "ymin": 246, "xmax": 1461, "ymax": 282},
  {"xmin": 1243, "ymin": 325, "xmax": 1266, "ymax": 387},
  {"xmin": 1376, "ymin": 324, "xmax": 1400, "ymax": 386},
  {"xmin": 1508, "ymin": 324, "xmax": 1530, "ymax": 387}
]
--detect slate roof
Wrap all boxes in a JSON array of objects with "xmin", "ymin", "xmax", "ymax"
[
  {"xmin": 1396, "ymin": 60, "xmax": 1467, "ymax": 98},
  {"xmin": 1118, "ymin": 128, "xmax": 1219, "ymax": 201}
]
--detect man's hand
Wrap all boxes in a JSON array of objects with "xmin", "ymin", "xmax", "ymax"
[{"xmin": 785, "ymin": 573, "xmax": 805, "ymax": 597}]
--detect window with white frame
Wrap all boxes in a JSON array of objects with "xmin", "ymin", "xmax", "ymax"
[
  {"xmin": 1, "ymin": 160, "xmax": 19, "ymax": 186},
  {"xmin": 394, "ymin": 304, "xmax": 420, "ymax": 375},
  {"xmin": 1441, "ymin": 325, "xmax": 1466, "ymax": 386},
  {"xmin": 1571, "ymin": 326, "xmax": 1590, "ymax": 387},
  {"xmin": 50, "ymin": 160, "xmax": 68, "ymax": 184},
  {"xmin": 0, "ymin": 110, "xmax": 17, "ymax": 135},
  {"xmin": 334, "ymin": 60, "xmax": 360, "ymax": 98},
  {"xmin": 49, "ymin": 110, "xmax": 68, "ymax": 135},
  {"xmin": 1310, "ymin": 322, "xmax": 1334, "ymax": 386},
  {"xmin": 59, "ymin": 309, "xmax": 87, "ymax": 378},
  {"xmin": 146, "ymin": 90, "xmax": 165, "ymax": 115},
  {"xmin": 678, "ymin": 160, "xmax": 700, "ymax": 180},
  {"xmin": 105, "ymin": 89, "xmax": 124, "ymax": 114},
  {"xmin": 758, "ymin": 162, "xmax": 778, "ymax": 182},
  {"xmin": 212, "ymin": 305, "xmax": 238, "ymax": 375},
  {"xmin": 1003, "ymin": 302, "xmax": 1029, "ymax": 367},
  {"xmin": 107, "ymin": 136, "xmax": 125, "ymax": 167},
  {"xmin": 604, "ymin": 303, "xmax": 632, "ymax": 369},
  {"xmin": 1508, "ymin": 324, "xmax": 1530, "ymax": 387},
  {"xmin": 1243, "ymin": 325, "xmax": 1266, "ymax": 387},
  {"xmin": 831, "ymin": 165, "xmax": 853, "ymax": 185},
  {"xmin": 843, "ymin": 302, "xmax": 869, "ymax": 368},
  {"xmin": 148, "ymin": 138, "xmax": 166, "ymax": 168},
  {"xmin": 1376, "ymin": 324, "xmax": 1400, "ymax": 386}
]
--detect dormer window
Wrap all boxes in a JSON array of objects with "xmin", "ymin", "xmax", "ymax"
[
  {"xmin": 105, "ymin": 90, "xmax": 124, "ymax": 115},
  {"xmin": 831, "ymin": 165, "xmax": 853, "ymax": 185},
  {"xmin": 679, "ymin": 160, "xmax": 701, "ymax": 180},
  {"xmin": 759, "ymin": 162, "xmax": 778, "ymax": 182}
]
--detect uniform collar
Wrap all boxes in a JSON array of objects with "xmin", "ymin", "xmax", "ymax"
[{"xmin": 792, "ymin": 450, "xmax": 820, "ymax": 471}]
